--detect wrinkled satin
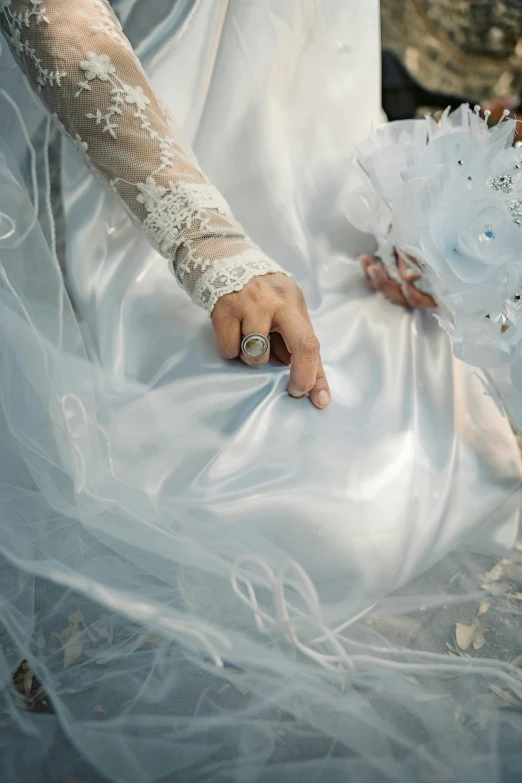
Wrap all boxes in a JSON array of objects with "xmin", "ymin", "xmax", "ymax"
[{"xmin": 60, "ymin": 0, "xmax": 522, "ymax": 605}]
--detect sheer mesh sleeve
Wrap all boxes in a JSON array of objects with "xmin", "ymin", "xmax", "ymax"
[{"xmin": 0, "ymin": 0, "xmax": 287, "ymax": 312}]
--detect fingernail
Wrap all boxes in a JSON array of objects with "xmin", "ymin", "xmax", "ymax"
[
  {"xmin": 318, "ymin": 389, "xmax": 330, "ymax": 407},
  {"xmin": 289, "ymin": 388, "xmax": 307, "ymax": 398},
  {"xmin": 367, "ymin": 266, "xmax": 378, "ymax": 282},
  {"xmin": 404, "ymin": 268, "xmax": 417, "ymax": 280}
]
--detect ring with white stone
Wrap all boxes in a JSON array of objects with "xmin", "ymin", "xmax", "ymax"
[{"xmin": 241, "ymin": 333, "xmax": 270, "ymax": 359}]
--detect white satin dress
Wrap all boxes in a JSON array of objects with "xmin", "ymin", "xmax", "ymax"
[
  {"xmin": 0, "ymin": 3, "xmax": 522, "ymax": 782},
  {"xmin": 59, "ymin": 0, "xmax": 521, "ymax": 596}
]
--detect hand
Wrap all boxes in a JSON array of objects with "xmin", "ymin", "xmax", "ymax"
[
  {"xmin": 211, "ymin": 273, "xmax": 331, "ymax": 409},
  {"xmin": 359, "ymin": 251, "xmax": 437, "ymax": 309}
]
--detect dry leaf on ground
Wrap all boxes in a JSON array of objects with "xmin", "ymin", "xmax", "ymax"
[
  {"xmin": 64, "ymin": 637, "xmax": 82, "ymax": 669},
  {"xmin": 455, "ymin": 622, "xmax": 486, "ymax": 651},
  {"xmin": 472, "ymin": 627, "xmax": 486, "ymax": 650},
  {"xmin": 484, "ymin": 564, "xmax": 503, "ymax": 582},
  {"xmin": 455, "ymin": 623, "xmax": 477, "ymax": 650}
]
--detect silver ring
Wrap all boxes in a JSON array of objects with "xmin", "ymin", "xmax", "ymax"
[{"xmin": 241, "ymin": 333, "xmax": 270, "ymax": 359}]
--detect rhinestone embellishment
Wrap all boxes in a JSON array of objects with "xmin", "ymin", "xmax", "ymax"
[
  {"xmin": 489, "ymin": 174, "xmax": 515, "ymax": 193},
  {"xmin": 510, "ymin": 199, "xmax": 522, "ymax": 226},
  {"xmin": 478, "ymin": 224, "xmax": 495, "ymax": 245}
]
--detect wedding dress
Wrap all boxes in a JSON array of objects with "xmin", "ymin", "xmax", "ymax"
[{"xmin": 0, "ymin": 2, "xmax": 522, "ymax": 782}]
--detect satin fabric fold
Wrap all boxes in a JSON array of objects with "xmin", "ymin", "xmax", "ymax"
[
  {"xmin": 0, "ymin": 3, "xmax": 521, "ymax": 781},
  {"xmin": 61, "ymin": 0, "xmax": 522, "ymax": 597}
]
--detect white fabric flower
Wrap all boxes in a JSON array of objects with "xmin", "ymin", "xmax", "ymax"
[
  {"xmin": 124, "ymin": 84, "xmax": 150, "ymax": 111},
  {"xmin": 136, "ymin": 176, "xmax": 167, "ymax": 212},
  {"xmin": 79, "ymin": 52, "xmax": 115, "ymax": 81},
  {"xmin": 419, "ymin": 188, "xmax": 521, "ymax": 288},
  {"xmin": 344, "ymin": 104, "xmax": 522, "ymax": 379}
]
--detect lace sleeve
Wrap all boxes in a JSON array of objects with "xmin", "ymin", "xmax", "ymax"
[{"xmin": 0, "ymin": 0, "xmax": 287, "ymax": 312}]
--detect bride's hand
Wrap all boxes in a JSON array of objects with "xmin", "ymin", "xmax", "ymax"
[
  {"xmin": 211, "ymin": 273, "xmax": 331, "ymax": 409},
  {"xmin": 359, "ymin": 251, "xmax": 437, "ymax": 309}
]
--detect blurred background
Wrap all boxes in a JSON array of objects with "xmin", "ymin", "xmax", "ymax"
[{"xmin": 380, "ymin": 0, "xmax": 522, "ymax": 140}]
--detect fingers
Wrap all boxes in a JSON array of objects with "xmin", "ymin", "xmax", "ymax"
[
  {"xmin": 396, "ymin": 252, "xmax": 437, "ymax": 307},
  {"xmin": 308, "ymin": 355, "xmax": 331, "ymax": 410},
  {"xmin": 212, "ymin": 305, "xmax": 274, "ymax": 366},
  {"xmin": 397, "ymin": 252, "xmax": 420, "ymax": 283},
  {"xmin": 211, "ymin": 275, "xmax": 330, "ymax": 409},
  {"xmin": 360, "ymin": 252, "xmax": 408, "ymax": 303},
  {"xmin": 211, "ymin": 308, "xmax": 241, "ymax": 359},
  {"xmin": 359, "ymin": 253, "xmax": 376, "ymax": 281},
  {"xmin": 360, "ymin": 252, "xmax": 436, "ymax": 309},
  {"xmin": 400, "ymin": 284, "xmax": 437, "ymax": 309},
  {"xmin": 296, "ymin": 309, "xmax": 330, "ymax": 409},
  {"xmin": 269, "ymin": 331, "xmax": 292, "ymax": 366},
  {"xmin": 274, "ymin": 309, "xmax": 321, "ymax": 400},
  {"xmin": 365, "ymin": 264, "xmax": 409, "ymax": 307},
  {"xmin": 240, "ymin": 314, "xmax": 272, "ymax": 367}
]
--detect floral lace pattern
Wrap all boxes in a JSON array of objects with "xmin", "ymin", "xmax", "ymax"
[
  {"xmin": 137, "ymin": 179, "xmax": 232, "ymax": 256},
  {"xmin": 190, "ymin": 252, "xmax": 286, "ymax": 313},
  {"xmin": 0, "ymin": 0, "xmax": 286, "ymax": 311}
]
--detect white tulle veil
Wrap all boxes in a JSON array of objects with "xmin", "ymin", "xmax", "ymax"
[{"xmin": 1, "ymin": 3, "xmax": 522, "ymax": 782}]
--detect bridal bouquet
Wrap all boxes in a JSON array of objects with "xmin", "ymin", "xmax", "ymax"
[{"xmin": 344, "ymin": 105, "xmax": 522, "ymax": 386}]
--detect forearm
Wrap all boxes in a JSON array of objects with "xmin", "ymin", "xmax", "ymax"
[{"xmin": 0, "ymin": 0, "xmax": 286, "ymax": 311}]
